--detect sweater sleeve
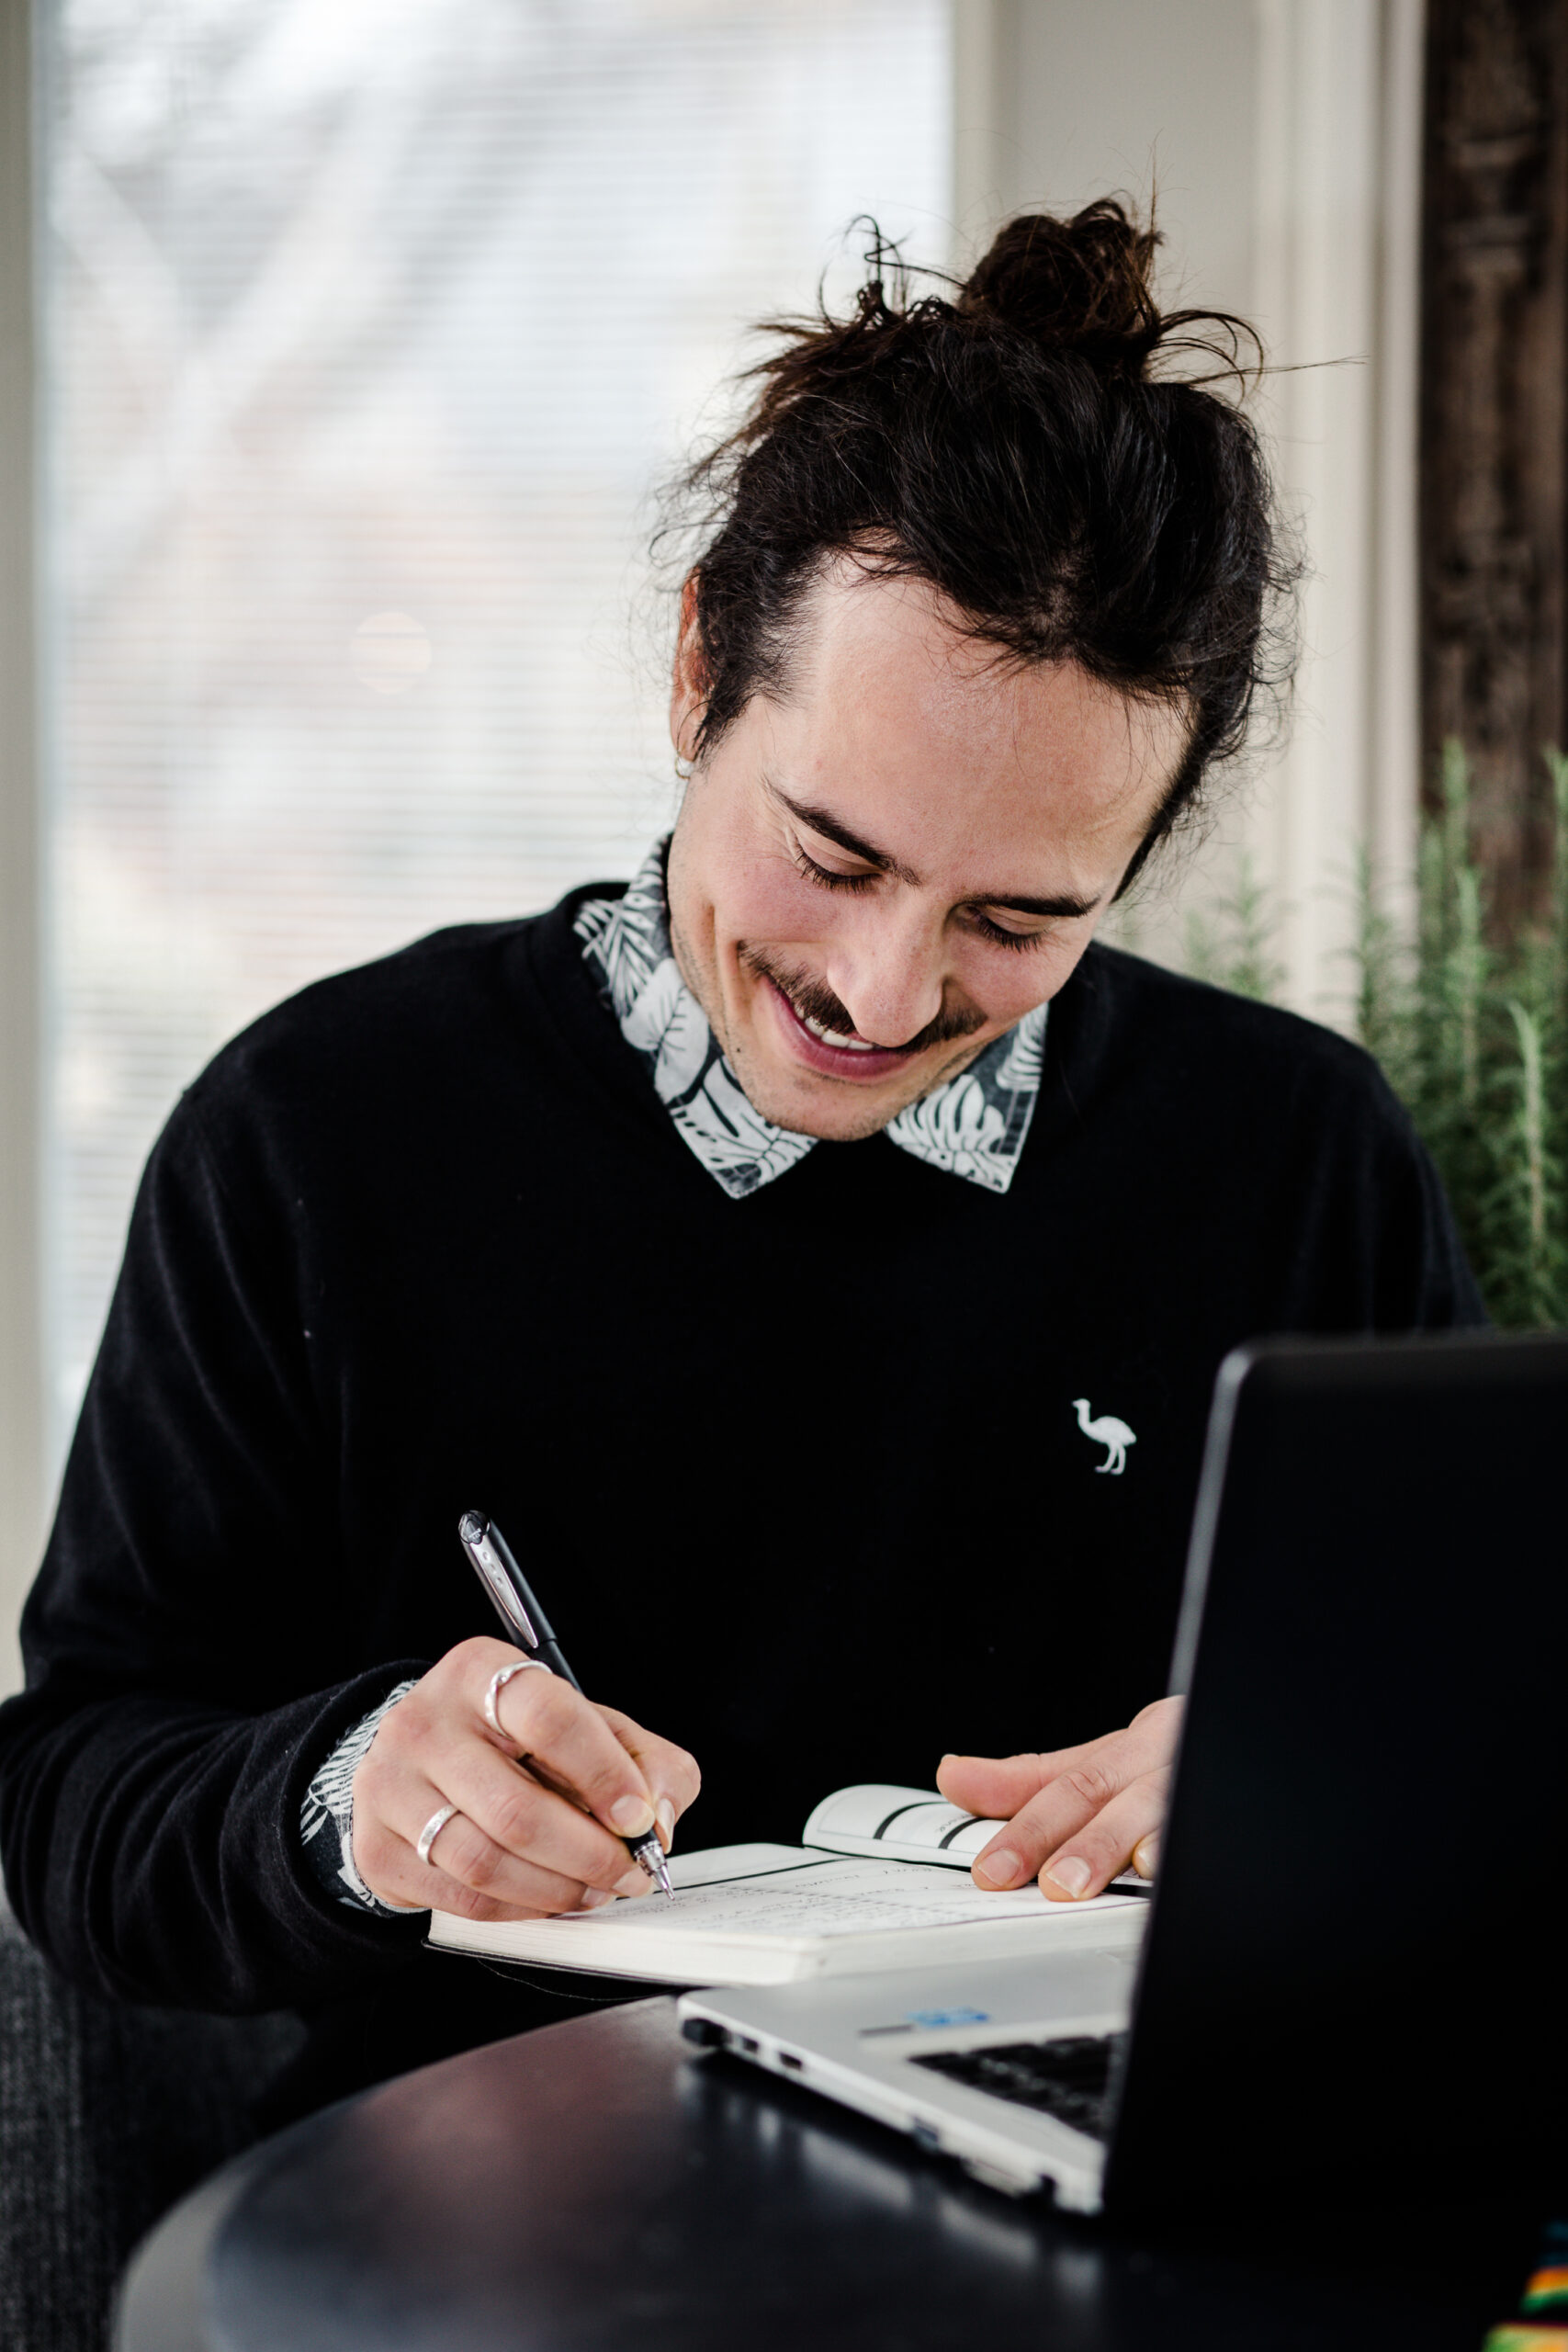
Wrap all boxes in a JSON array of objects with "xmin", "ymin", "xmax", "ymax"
[
  {"xmin": 0, "ymin": 1085, "xmax": 434, "ymax": 2012},
  {"xmin": 300, "ymin": 1680, "xmax": 423, "ymax": 1914},
  {"xmin": 1342, "ymin": 1066, "xmax": 1490, "ymax": 1334}
]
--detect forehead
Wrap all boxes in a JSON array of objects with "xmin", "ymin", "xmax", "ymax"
[{"xmin": 772, "ymin": 562, "xmax": 1184, "ymax": 860}]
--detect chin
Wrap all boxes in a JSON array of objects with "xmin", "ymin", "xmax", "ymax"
[
  {"xmin": 737, "ymin": 1057, "xmax": 920, "ymax": 1144},
  {"xmin": 784, "ymin": 1099, "xmax": 910, "ymax": 1145}
]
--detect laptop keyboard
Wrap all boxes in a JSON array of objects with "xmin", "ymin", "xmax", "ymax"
[{"xmin": 910, "ymin": 2033, "xmax": 1124, "ymax": 2142}]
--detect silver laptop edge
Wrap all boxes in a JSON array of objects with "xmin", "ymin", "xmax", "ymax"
[{"xmin": 679, "ymin": 1938, "xmax": 1141, "ymax": 2211}]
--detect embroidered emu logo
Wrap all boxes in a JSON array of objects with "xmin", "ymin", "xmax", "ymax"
[{"xmin": 1072, "ymin": 1397, "xmax": 1136, "ymax": 1476}]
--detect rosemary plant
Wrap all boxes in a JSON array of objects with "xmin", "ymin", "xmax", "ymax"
[
  {"xmin": 1181, "ymin": 853, "xmax": 1287, "ymax": 1006},
  {"xmin": 1179, "ymin": 744, "xmax": 1567, "ymax": 1328},
  {"xmin": 1356, "ymin": 744, "xmax": 1566, "ymax": 1329}
]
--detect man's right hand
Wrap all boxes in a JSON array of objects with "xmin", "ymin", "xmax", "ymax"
[{"xmin": 351, "ymin": 1637, "xmax": 701, "ymax": 1919}]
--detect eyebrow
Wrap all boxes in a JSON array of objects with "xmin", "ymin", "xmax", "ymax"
[
  {"xmin": 982, "ymin": 888, "xmax": 1103, "ymax": 920},
  {"xmin": 772, "ymin": 784, "xmax": 1102, "ymax": 922}
]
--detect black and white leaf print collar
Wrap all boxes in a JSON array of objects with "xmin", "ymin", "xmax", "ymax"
[{"xmin": 574, "ymin": 841, "xmax": 1048, "ymax": 1201}]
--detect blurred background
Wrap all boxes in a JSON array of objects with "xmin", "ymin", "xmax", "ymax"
[{"xmin": 1, "ymin": 0, "xmax": 1563, "ymax": 1687}]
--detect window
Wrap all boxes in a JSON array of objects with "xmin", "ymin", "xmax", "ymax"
[{"xmin": 44, "ymin": 0, "xmax": 950, "ymax": 1455}]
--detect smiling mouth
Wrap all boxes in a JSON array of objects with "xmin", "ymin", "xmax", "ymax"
[
  {"xmin": 794, "ymin": 1006, "xmax": 881, "ymax": 1054},
  {"xmin": 760, "ymin": 973, "xmax": 922, "ymax": 1084},
  {"xmin": 741, "ymin": 947, "xmax": 986, "ymax": 1084}
]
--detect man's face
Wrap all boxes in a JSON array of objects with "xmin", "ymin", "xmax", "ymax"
[{"xmin": 665, "ymin": 562, "xmax": 1189, "ymax": 1144}]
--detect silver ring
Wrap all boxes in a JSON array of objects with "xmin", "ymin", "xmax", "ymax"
[
  {"xmin": 483, "ymin": 1657, "xmax": 550, "ymax": 1738},
  {"xmin": 415, "ymin": 1802, "xmax": 459, "ymax": 1868}
]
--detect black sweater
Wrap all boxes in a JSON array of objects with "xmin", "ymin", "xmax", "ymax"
[{"xmin": 0, "ymin": 889, "xmax": 1483, "ymax": 2101}]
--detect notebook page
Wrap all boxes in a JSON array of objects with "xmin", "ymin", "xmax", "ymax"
[
  {"xmin": 539, "ymin": 1854, "xmax": 1132, "ymax": 1946},
  {"xmin": 802, "ymin": 1784, "xmax": 997, "ymax": 1868},
  {"xmin": 800, "ymin": 1786, "xmax": 1150, "ymax": 1894},
  {"xmin": 666, "ymin": 1844, "xmax": 807, "ymax": 1889}
]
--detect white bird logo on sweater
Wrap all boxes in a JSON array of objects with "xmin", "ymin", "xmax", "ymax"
[{"xmin": 1072, "ymin": 1397, "xmax": 1136, "ymax": 1476}]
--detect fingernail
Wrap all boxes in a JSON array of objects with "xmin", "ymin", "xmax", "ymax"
[
  {"xmin": 1132, "ymin": 1836, "xmax": 1158, "ymax": 1879},
  {"xmin": 615, "ymin": 1866, "xmax": 649, "ymax": 1897},
  {"xmin": 976, "ymin": 1848, "xmax": 1021, "ymax": 1886},
  {"xmin": 609, "ymin": 1793, "xmax": 657, "ymax": 1836},
  {"xmin": 656, "ymin": 1796, "xmax": 676, "ymax": 1849},
  {"xmin": 1043, "ymin": 1855, "xmax": 1093, "ymax": 1899},
  {"xmin": 576, "ymin": 1886, "xmax": 614, "ymax": 1910}
]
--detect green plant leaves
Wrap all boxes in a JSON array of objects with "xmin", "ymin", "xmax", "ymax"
[{"xmin": 1351, "ymin": 743, "xmax": 1567, "ymax": 1329}]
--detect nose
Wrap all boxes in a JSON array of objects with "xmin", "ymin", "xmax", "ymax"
[{"xmin": 822, "ymin": 909, "xmax": 947, "ymax": 1047}]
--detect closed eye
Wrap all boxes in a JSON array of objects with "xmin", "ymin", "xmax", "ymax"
[
  {"xmin": 795, "ymin": 854, "xmax": 1073, "ymax": 947},
  {"xmin": 965, "ymin": 911, "xmax": 1054, "ymax": 952},
  {"xmin": 793, "ymin": 843, "xmax": 878, "ymax": 895}
]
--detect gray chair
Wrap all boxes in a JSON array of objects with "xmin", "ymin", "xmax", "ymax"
[{"xmin": 0, "ymin": 1897, "xmax": 302, "ymax": 2352}]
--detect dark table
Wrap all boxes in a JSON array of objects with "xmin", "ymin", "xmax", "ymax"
[{"xmin": 116, "ymin": 1996, "xmax": 1540, "ymax": 2351}]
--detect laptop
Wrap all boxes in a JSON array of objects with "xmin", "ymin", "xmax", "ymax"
[{"xmin": 680, "ymin": 1330, "xmax": 1568, "ymax": 2216}]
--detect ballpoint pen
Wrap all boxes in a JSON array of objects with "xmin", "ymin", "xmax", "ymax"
[{"xmin": 457, "ymin": 1510, "xmax": 673, "ymax": 1899}]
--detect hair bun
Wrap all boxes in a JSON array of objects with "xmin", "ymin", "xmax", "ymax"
[{"xmin": 957, "ymin": 200, "xmax": 1163, "ymax": 372}]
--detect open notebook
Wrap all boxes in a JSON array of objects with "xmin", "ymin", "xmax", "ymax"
[{"xmin": 425, "ymin": 1782, "xmax": 1150, "ymax": 1987}]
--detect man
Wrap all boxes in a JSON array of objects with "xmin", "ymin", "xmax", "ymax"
[{"xmin": 0, "ymin": 206, "xmax": 1480, "ymax": 2109}]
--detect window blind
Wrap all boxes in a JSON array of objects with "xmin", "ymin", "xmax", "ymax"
[{"xmin": 43, "ymin": 0, "xmax": 951, "ymax": 1455}]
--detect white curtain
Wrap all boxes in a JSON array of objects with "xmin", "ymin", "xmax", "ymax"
[{"xmin": 44, "ymin": 0, "xmax": 951, "ymax": 1451}]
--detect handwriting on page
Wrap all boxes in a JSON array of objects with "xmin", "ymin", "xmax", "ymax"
[{"xmin": 558, "ymin": 1857, "xmax": 1125, "ymax": 1939}]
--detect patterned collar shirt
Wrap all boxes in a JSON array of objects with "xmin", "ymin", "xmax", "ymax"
[{"xmin": 302, "ymin": 837, "xmax": 1049, "ymax": 1913}]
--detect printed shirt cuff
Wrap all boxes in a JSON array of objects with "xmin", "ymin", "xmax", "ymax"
[{"xmin": 300, "ymin": 1679, "xmax": 424, "ymax": 1915}]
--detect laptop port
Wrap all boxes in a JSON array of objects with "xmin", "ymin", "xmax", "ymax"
[
  {"xmin": 739, "ymin": 2037, "xmax": 760, "ymax": 2054},
  {"xmin": 778, "ymin": 2051, "xmax": 804, "ymax": 2072},
  {"xmin": 961, "ymin": 2156, "xmax": 1045, "ymax": 2199},
  {"xmin": 911, "ymin": 2121, "xmax": 942, "ymax": 2151}
]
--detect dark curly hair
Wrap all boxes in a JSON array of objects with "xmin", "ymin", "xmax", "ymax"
[{"xmin": 670, "ymin": 200, "xmax": 1298, "ymax": 896}]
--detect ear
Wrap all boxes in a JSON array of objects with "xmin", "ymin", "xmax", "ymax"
[{"xmin": 670, "ymin": 574, "xmax": 710, "ymax": 765}]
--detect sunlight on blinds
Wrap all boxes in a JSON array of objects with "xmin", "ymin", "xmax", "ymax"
[{"xmin": 44, "ymin": 0, "xmax": 951, "ymax": 1453}]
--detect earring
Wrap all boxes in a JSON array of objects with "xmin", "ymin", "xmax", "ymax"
[{"xmin": 674, "ymin": 753, "xmax": 694, "ymax": 781}]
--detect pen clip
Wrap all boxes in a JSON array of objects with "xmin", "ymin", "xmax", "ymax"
[{"xmin": 459, "ymin": 1519, "xmax": 540, "ymax": 1651}]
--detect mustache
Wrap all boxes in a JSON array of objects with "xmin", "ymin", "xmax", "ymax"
[{"xmin": 742, "ymin": 947, "xmax": 987, "ymax": 1056}]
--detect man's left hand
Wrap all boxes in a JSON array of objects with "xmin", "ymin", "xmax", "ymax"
[{"xmin": 936, "ymin": 1695, "xmax": 1182, "ymax": 1901}]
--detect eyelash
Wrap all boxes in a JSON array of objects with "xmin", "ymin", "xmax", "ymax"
[
  {"xmin": 793, "ymin": 844, "xmax": 876, "ymax": 896},
  {"xmin": 794, "ymin": 843, "xmax": 1048, "ymax": 953},
  {"xmin": 968, "ymin": 914, "xmax": 1048, "ymax": 953}
]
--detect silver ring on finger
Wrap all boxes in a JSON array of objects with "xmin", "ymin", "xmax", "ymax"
[
  {"xmin": 415, "ymin": 1802, "xmax": 460, "ymax": 1868},
  {"xmin": 483, "ymin": 1657, "xmax": 551, "ymax": 1739}
]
